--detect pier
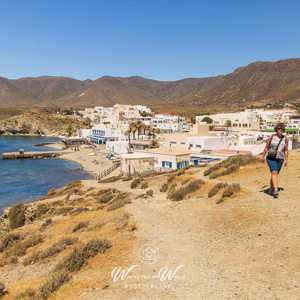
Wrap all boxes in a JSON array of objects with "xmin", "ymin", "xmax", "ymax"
[{"xmin": 2, "ymin": 151, "xmax": 65, "ymax": 160}]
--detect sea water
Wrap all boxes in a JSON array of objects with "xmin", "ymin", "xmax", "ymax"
[{"xmin": 0, "ymin": 136, "xmax": 93, "ymax": 214}]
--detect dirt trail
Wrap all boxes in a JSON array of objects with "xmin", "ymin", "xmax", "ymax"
[{"xmin": 100, "ymin": 149, "xmax": 300, "ymax": 299}]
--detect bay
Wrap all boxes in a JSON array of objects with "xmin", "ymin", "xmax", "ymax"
[{"xmin": 0, "ymin": 136, "xmax": 93, "ymax": 214}]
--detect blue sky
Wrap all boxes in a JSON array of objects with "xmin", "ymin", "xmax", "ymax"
[{"xmin": 0, "ymin": 0, "xmax": 299, "ymax": 81}]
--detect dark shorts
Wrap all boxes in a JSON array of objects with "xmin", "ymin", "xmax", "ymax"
[{"xmin": 266, "ymin": 155, "xmax": 284, "ymax": 174}]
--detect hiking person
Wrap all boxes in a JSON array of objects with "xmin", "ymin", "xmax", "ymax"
[{"xmin": 261, "ymin": 123, "xmax": 288, "ymax": 196}]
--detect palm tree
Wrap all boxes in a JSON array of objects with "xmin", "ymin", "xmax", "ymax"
[
  {"xmin": 146, "ymin": 125, "xmax": 152, "ymax": 138},
  {"xmin": 66, "ymin": 124, "xmax": 73, "ymax": 137},
  {"xmin": 141, "ymin": 123, "xmax": 147, "ymax": 137},
  {"xmin": 124, "ymin": 129, "xmax": 132, "ymax": 152},
  {"xmin": 134, "ymin": 120, "xmax": 143, "ymax": 140},
  {"xmin": 129, "ymin": 122, "xmax": 137, "ymax": 140}
]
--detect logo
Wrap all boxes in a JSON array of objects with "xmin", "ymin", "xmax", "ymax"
[{"xmin": 139, "ymin": 243, "xmax": 159, "ymax": 264}]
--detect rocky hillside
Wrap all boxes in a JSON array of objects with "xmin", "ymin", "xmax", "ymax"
[
  {"xmin": 1, "ymin": 58, "xmax": 300, "ymax": 112},
  {"xmin": 0, "ymin": 111, "xmax": 82, "ymax": 136},
  {"xmin": 181, "ymin": 58, "xmax": 300, "ymax": 109}
]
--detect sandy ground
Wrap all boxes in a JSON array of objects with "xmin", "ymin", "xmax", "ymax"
[
  {"xmin": 2, "ymin": 147, "xmax": 299, "ymax": 299},
  {"xmin": 92, "ymin": 149, "xmax": 300, "ymax": 300},
  {"xmin": 46, "ymin": 143, "xmax": 118, "ymax": 179}
]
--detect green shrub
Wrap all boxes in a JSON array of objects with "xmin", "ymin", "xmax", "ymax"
[
  {"xmin": 55, "ymin": 239, "xmax": 111, "ymax": 273},
  {"xmin": 24, "ymin": 237, "xmax": 78, "ymax": 266},
  {"xmin": 0, "ymin": 282, "xmax": 7, "ymax": 297},
  {"xmin": 0, "ymin": 233, "xmax": 21, "ymax": 252},
  {"xmin": 99, "ymin": 175, "xmax": 122, "ymax": 183},
  {"xmin": 122, "ymin": 175, "xmax": 133, "ymax": 181},
  {"xmin": 168, "ymin": 180, "xmax": 205, "ymax": 201},
  {"xmin": 205, "ymin": 154, "xmax": 258, "ymax": 178},
  {"xmin": 98, "ymin": 193, "xmax": 114, "ymax": 203},
  {"xmin": 130, "ymin": 179, "xmax": 141, "ymax": 189},
  {"xmin": 71, "ymin": 207, "xmax": 89, "ymax": 215},
  {"xmin": 107, "ymin": 193, "xmax": 129, "ymax": 211},
  {"xmin": 167, "ymin": 174, "xmax": 176, "ymax": 183},
  {"xmin": 72, "ymin": 221, "xmax": 89, "ymax": 233},
  {"xmin": 15, "ymin": 287, "xmax": 36, "ymax": 299},
  {"xmin": 160, "ymin": 183, "xmax": 168, "ymax": 192},
  {"xmin": 35, "ymin": 204, "xmax": 49, "ymax": 218},
  {"xmin": 47, "ymin": 206, "xmax": 73, "ymax": 216},
  {"xmin": 8, "ymin": 203, "xmax": 26, "ymax": 229},
  {"xmin": 40, "ymin": 218, "xmax": 52, "ymax": 230},
  {"xmin": 177, "ymin": 169, "xmax": 185, "ymax": 176},
  {"xmin": 208, "ymin": 183, "xmax": 228, "ymax": 197},
  {"xmin": 222, "ymin": 183, "xmax": 241, "ymax": 198},
  {"xmin": 146, "ymin": 190, "xmax": 153, "ymax": 197},
  {"xmin": 7, "ymin": 234, "xmax": 43, "ymax": 258},
  {"xmin": 181, "ymin": 178, "xmax": 191, "ymax": 185},
  {"xmin": 216, "ymin": 198, "xmax": 224, "ymax": 204},
  {"xmin": 204, "ymin": 163, "xmax": 222, "ymax": 176},
  {"xmin": 209, "ymin": 164, "xmax": 240, "ymax": 179},
  {"xmin": 38, "ymin": 269, "xmax": 71, "ymax": 299},
  {"xmin": 141, "ymin": 182, "xmax": 148, "ymax": 189},
  {"xmin": 138, "ymin": 171, "xmax": 165, "ymax": 179},
  {"xmin": 0, "ymin": 255, "xmax": 18, "ymax": 267}
]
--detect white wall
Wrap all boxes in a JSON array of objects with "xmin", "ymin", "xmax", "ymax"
[{"xmin": 186, "ymin": 137, "xmax": 227, "ymax": 151}]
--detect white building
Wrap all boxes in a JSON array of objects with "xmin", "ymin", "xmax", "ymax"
[
  {"xmin": 186, "ymin": 136, "xmax": 227, "ymax": 151},
  {"xmin": 152, "ymin": 114, "xmax": 186, "ymax": 133}
]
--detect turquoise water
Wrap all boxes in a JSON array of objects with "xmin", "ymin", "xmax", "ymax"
[{"xmin": 0, "ymin": 136, "xmax": 93, "ymax": 214}]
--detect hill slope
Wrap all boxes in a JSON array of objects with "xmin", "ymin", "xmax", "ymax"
[
  {"xmin": 1, "ymin": 58, "xmax": 300, "ymax": 112},
  {"xmin": 181, "ymin": 58, "xmax": 300, "ymax": 109}
]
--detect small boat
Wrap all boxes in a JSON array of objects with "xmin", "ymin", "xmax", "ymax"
[{"xmin": 87, "ymin": 153, "xmax": 96, "ymax": 156}]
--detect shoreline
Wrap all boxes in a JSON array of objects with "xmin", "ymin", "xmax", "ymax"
[
  {"xmin": 58, "ymin": 144, "xmax": 116, "ymax": 179},
  {"xmin": 0, "ymin": 139, "xmax": 110, "ymax": 215}
]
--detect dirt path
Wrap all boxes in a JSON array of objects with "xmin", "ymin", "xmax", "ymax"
[{"xmin": 100, "ymin": 149, "xmax": 300, "ymax": 299}]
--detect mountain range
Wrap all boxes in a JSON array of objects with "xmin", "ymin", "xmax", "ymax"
[{"xmin": 1, "ymin": 58, "xmax": 300, "ymax": 114}]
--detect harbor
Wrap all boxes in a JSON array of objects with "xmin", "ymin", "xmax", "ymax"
[{"xmin": 2, "ymin": 150, "xmax": 64, "ymax": 160}]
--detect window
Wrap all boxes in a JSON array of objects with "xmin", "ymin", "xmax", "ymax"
[{"xmin": 196, "ymin": 145, "xmax": 201, "ymax": 148}]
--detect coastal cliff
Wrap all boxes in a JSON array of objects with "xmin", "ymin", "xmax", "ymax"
[{"xmin": 0, "ymin": 112, "xmax": 82, "ymax": 136}]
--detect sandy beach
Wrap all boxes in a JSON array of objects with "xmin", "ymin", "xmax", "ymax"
[{"xmin": 46, "ymin": 142, "xmax": 119, "ymax": 179}]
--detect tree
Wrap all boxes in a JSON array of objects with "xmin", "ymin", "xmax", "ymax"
[
  {"xmin": 124, "ymin": 129, "xmax": 132, "ymax": 152},
  {"xmin": 66, "ymin": 124, "xmax": 73, "ymax": 137},
  {"xmin": 134, "ymin": 120, "xmax": 143, "ymax": 140},
  {"xmin": 83, "ymin": 117, "xmax": 91, "ymax": 128},
  {"xmin": 149, "ymin": 140, "xmax": 159, "ymax": 148},
  {"xmin": 129, "ymin": 122, "xmax": 137, "ymax": 140},
  {"xmin": 201, "ymin": 117, "xmax": 213, "ymax": 124},
  {"xmin": 225, "ymin": 120, "xmax": 232, "ymax": 127}
]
